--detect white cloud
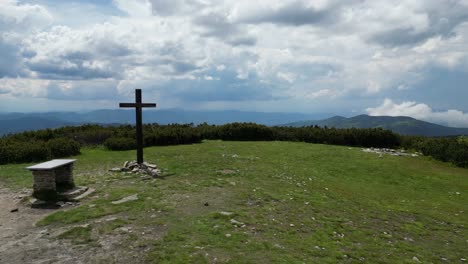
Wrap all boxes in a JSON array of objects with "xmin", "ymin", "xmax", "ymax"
[
  {"xmin": 1, "ymin": 0, "xmax": 468, "ymax": 113},
  {"xmin": 0, "ymin": 0, "xmax": 52, "ymax": 31},
  {"xmin": 367, "ymin": 99, "xmax": 468, "ymax": 128}
]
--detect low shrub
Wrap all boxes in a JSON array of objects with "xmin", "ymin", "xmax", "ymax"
[
  {"xmin": 47, "ymin": 138, "xmax": 81, "ymax": 158},
  {"xmin": 104, "ymin": 137, "xmax": 136, "ymax": 151}
]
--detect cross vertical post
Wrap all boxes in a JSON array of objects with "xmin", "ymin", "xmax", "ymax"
[
  {"xmin": 119, "ymin": 89, "xmax": 157, "ymax": 164},
  {"xmin": 135, "ymin": 89, "xmax": 143, "ymax": 164}
]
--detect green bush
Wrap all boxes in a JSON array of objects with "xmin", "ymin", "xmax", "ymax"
[
  {"xmin": 47, "ymin": 138, "xmax": 81, "ymax": 158},
  {"xmin": 0, "ymin": 141, "xmax": 49, "ymax": 164},
  {"xmin": 104, "ymin": 137, "xmax": 136, "ymax": 151}
]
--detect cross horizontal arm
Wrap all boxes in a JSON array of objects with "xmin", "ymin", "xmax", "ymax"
[{"xmin": 120, "ymin": 103, "xmax": 157, "ymax": 108}]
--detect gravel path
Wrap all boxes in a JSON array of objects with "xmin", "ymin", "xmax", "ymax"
[{"xmin": 0, "ymin": 186, "xmax": 82, "ymax": 264}]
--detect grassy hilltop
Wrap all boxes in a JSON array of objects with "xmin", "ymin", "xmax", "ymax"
[{"xmin": 1, "ymin": 141, "xmax": 467, "ymax": 263}]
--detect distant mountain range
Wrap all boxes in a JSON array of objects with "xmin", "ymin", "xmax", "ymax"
[
  {"xmin": 1, "ymin": 110, "xmax": 467, "ymax": 137},
  {"xmin": 283, "ymin": 115, "xmax": 468, "ymax": 137},
  {"xmin": 0, "ymin": 109, "xmax": 328, "ymax": 136}
]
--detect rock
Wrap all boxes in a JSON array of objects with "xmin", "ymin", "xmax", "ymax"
[
  {"xmin": 412, "ymin": 256, "xmax": 421, "ymax": 263},
  {"xmin": 109, "ymin": 168, "xmax": 122, "ymax": 172},
  {"xmin": 220, "ymin": 211, "xmax": 233, "ymax": 216},
  {"xmin": 70, "ymin": 188, "xmax": 95, "ymax": 202},
  {"xmin": 230, "ymin": 219, "xmax": 244, "ymax": 226},
  {"xmin": 10, "ymin": 208, "xmax": 18, "ymax": 213},
  {"xmin": 123, "ymin": 161, "xmax": 129, "ymax": 168},
  {"xmin": 225, "ymin": 233, "xmax": 231, "ymax": 237},
  {"xmin": 111, "ymin": 194, "xmax": 139, "ymax": 205},
  {"xmin": 118, "ymin": 227, "xmax": 131, "ymax": 232},
  {"xmin": 131, "ymin": 168, "xmax": 140, "ymax": 173},
  {"xmin": 145, "ymin": 162, "xmax": 158, "ymax": 169}
]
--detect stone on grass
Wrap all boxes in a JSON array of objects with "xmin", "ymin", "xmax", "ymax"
[
  {"xmin": 111, "ymin": 160, "xmax": 161, "ymax": 178},
  {"xmin": 111, "ymin": 194, "xmax": 139, "ymax": 205},
  {"xmin": 219, "ymin": 211, "xmax": 233, "ymax": 216},
  {"xmin": 230, "ymin": 219, "xmax": 244, "ymax": 226}
]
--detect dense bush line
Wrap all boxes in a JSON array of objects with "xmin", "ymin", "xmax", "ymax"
[
  {"xmin": 1, "ymin": 123, "xmax": 467, "ymax": 168},
  {"xmin": 0, "ymin": 138, "xmax": 80, "ymax": 164},
  {"xmin": 401, "ymin": 136, "xmax": 468, "ymax": 167}
]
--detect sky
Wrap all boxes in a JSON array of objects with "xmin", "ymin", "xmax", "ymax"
[{"xmin": 1, "ymin": 0, "xmax": 468, "ymax": 127}]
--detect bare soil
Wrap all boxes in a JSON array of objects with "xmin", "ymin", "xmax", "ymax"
[{"xmin": 0, "ymin": 186, "xmax": 141, "ymax": 264}]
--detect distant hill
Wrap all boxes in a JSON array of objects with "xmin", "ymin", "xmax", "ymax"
[
  {"xmin": 283, "ymin": 115, "xmax": 468, "ymax": 136},
  {"xmin": 0, "ymin": 117, "xmax": 73, "ymax": 136},
  {"xmin": 0, "ymin": 109, "xmax": 330, "ymax": 136}
]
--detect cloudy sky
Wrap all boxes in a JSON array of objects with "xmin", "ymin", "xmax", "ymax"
[{"xmin": 1, "ymin": 0, "xmax": 468, "ymax": 126}]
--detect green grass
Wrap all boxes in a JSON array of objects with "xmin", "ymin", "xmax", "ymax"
[
  {"xmin": 1, "ymin": 141, "xmax": 467, "ymax": 263},
  {"xmin": 57, "ymin": 225, "xmax": 94, "ymax": 244}
]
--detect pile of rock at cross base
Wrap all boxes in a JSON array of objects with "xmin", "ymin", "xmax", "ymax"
[{"xmin": 109, "ymin": 161, "xmax": 161, "ymax": 177}]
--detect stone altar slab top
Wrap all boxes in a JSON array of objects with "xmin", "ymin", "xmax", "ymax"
[{"xmin": 26, "ymin": 159, "xmax": 76, "ymax": 171}]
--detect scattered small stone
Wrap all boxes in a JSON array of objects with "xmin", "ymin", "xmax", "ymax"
[
  {"xmin": 111, "ymin": 194, "xmax": 139, "ymax": 205},
  {"xmin": 220, "ymin": 211, "xmax": 234, "ymax": 216},
  {"xmin": 230, "ymin": 219, "xmax": 244, "ymax": 226},
  {"xmin": 225, "ymin": 234, "xmax": 231, "ymax": 237},
  {"xmin": 362, "ymin": 148, "xmax": 419, "ymax": 157},
  {"xmin": 461, "ymin": 258, "xmax": 466, "ymax": 262},
  {"xmin": 105, "ymin": 217, "xmax": 118, "ymax": 222},
  {"xmin": 111, "ymin": 160, "xmax": 161, "ymax": 178},
  {"xmin": 289, "ymin": 224, "xmax": 295, "ymax": 227},
  {"xmin": 412, "ymin": 256, "xmax": 421, "ymax": 263},
  {"xmin": 88, "ymin": 204, "xmax": 96, "ymax": 208},
  {"xmin": 118, "ymin": 227, "xmax": 132, "ymax": 232},
  {"xmin": 10, "ymin": 208, "xmax": 18, "ymax": 213}
]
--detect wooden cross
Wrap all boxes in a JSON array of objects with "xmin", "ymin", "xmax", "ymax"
[{"xmin": 119, "ymin": 89, "xmax": 157, "ymax": 164}]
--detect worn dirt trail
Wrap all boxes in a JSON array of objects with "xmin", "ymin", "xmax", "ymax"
[
  {"xmin": 0, "ymin": 186, "xmax": 147, "ymax": 264},
  {"xmin": 0, "ymin": 186, "xmax": 84, "ymax": 264}
]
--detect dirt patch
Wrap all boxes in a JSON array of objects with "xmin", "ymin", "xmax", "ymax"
[
  {"xmin": 217, "ymin": 169, "xmax": 238, "ymax": 175},
  {"xmin": 0, "ymin": 186, "xmax": 78, "ymax": 263},
  {"xmin": 0, "ymin": 186, "xmax": 150, "ymax": 263},
  {"xmin": 169, "ymin": 186, "xmax": 236, "ymax": 217}
]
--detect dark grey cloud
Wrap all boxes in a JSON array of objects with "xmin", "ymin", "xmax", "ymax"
[
  {"xmin": 369, "ymin": 2, "xmax": 468, "ymax": 47},
  {"xmin": 149, "ymin": 0, "xmax": 205, "ymax": 16},
  {"xmin": 386, "ymin": 66, "xmax": 468, "ymax": 112},
  {"xmin": 161, "ymin": 70, "xmax": 282, "ymax": 102},
  {"xmin": 45, "ymin": 80, "xmax": 120, "ymax": 100},
  {"xmin": 27, "ymin": 60, "xmax": 115, "ymax": 80},
  {"xmin": 22, "ymin": 33, "xmax": 134, "ymax": 80},
  {"xmin": 0, "ymin": 37, "xmax": 23, "ymax": 78},
  {"xmin": 194, "ymin": 13, "xmax": 257, "ymax": 46},
  {"xmin": 241, "ymin": 1, "xmax": 336, "ymax": 26}
]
